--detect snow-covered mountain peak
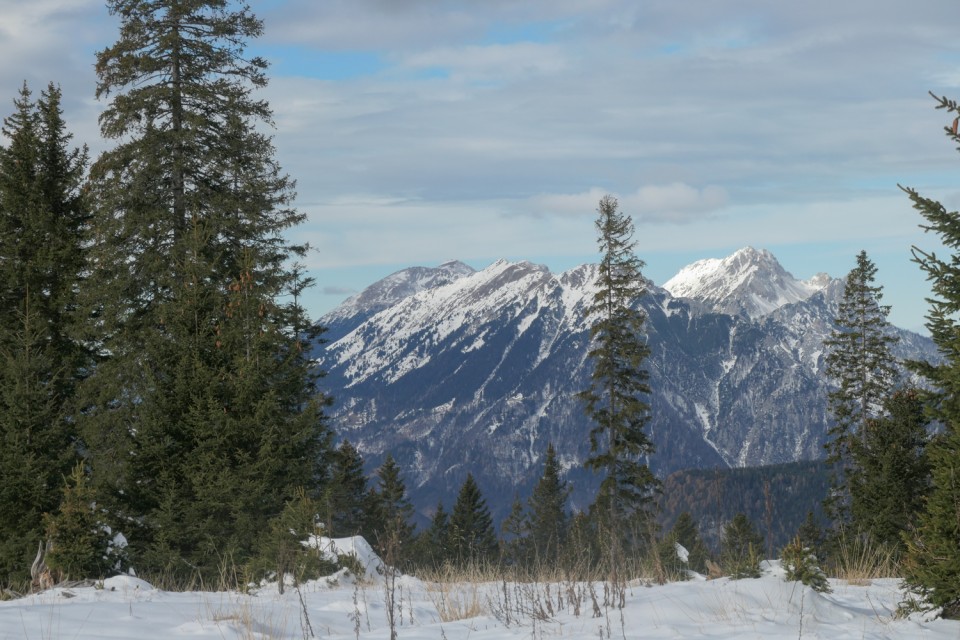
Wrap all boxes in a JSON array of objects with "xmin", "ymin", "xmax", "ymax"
[
  {"xmin": 324, "ymin": 260, "xmax": 476, "ymax": 326},
  {"xmin": 663, "ymin": 247, "xmax": 830, "ymax": 319},
  {"xmin": 805, "ymin": 272, "xmax": 833, "ymax": 290}
]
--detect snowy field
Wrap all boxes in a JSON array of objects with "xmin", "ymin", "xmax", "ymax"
[{"xmin": 4, "ymin": 538, "xmax": 959, "ymax": 639}]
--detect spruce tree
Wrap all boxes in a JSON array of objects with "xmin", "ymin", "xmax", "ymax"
[
  {"xmin": 527, "ymin": 443, "xmax": 570, "ymax": 565},
  {"xmin": 415, "ymin": 502, "xmax": 451, "ymax": 569},
  {"xmin": 848, "ymin": 389, "xmax": 929, "ymax": 550},
  {"xmin": 0, "ymin": 83, "xmax": 88, "ymax": 586},
  {"xmin": 823, "ymin": 250, "xmax": 899, "ymax": 524},
  {"xmin": 80, "ymin": 0, "xmax": 331, "ymax": 578},
  {"xmin": 721, "ymin": 513, "xmax": 763, "ymax": 579},
  {"xmin": 900, "ymin": 92, "xmax": 960, "ymax": 617},
  {"xmin": 448, "ymin": 474, "xmax": 498, "ymax": 566},
  {"xmin": 500, "ymin": 495, "xmax": 529, "ymax": 568},
  {"xmin": 579, "ymin": 195, "xmax": 657, "ymax": 551},
  {"xmin": 324, "ymin": 441, "xmax": 375, "ymax": 539},
  {"xmin": 795, "ymin": 511, "xmax": 824, "ymax": 561},
  {"xmin": 666, "ymin": 512, "xmax": 709, "ymax": 574},
  {"xmin": 43, "ymin": 463, "xmax": 116, "ymax": 581},
  {"xmin": 371, "ymin": 454, "xmax": 416, "ymax": 568}
]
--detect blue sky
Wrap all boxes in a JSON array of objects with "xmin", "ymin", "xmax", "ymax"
[{"xmin": 4, "ymin": 1, "xmax": 960, "ymax": 332}]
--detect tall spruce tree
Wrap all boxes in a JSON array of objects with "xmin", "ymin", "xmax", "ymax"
[
  {"xmin": 579, "ymin": 195, "xmax": 657, "ymax": 546},
  {"xmin": 900, "ymin": 92, "xmax": 960, "ymax": 618},
  {"xmin": 448, "ymin": 474, "xmax": 498, "ymax": 566},
  {"xmin": 80, "ymin": 0, "xmax": 331, "ymax": 577},
  {"xmin": 0, "ymin": 83, "xmax": 88, "ymax": 586},
  {"xmin": 823, "ymin": 250, "xmax": 900, "ymax": 524}
]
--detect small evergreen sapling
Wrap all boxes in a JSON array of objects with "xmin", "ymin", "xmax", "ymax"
[
  {"xmin": 252, "ymin": 487, "xmax": 331, "ymax": 594},
  {"xmin": 781, "ymin": 536, "xmax": 831, "ymax": 593},
  {"xmin": 43, "ymin": 463, "xmax": 115, "ymax": 581}
]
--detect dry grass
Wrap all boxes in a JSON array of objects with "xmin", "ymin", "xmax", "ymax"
[
  {"xmin": 418, "ymin": 562, "xmax": 493, "ymax": 622},
  {"xmin": 830, "ymin": 533, "xmax": 900, "ymax": 584},
  {"xmin": 206, "ymin": 594, "xmax": 290, "ymax": 640}
]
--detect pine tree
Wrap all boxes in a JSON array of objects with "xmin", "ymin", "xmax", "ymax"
[
  {"xmin": 823, "ymin": 250, "xmax": 900, "ymax": 524},
  {"xmin": 527, "ymin": 443, "xmax": 570, "ymax": 565},
  {"xmin": 899, "ymin": 92, "xmax": 960, "ymax": 618},
  {"xmin": 80, "ymin": 0, "xmax": 331, "ymax": 578},
  {"xmin": 848, "ymin": 389, "xmax": 929, "ymax": 550},
  {"xmin": 579, "ymin": 195, "xmax": 657, "ymax": 551},
  {"xmin": 0, "ymin": 83, "xmax": 88, "ymax": 586},
  {"xmin": 448, "ymin": 474, "xmax": 498, "ymax": 566}
]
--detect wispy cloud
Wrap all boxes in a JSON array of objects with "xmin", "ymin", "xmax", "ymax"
[
  {"xmin": 322, "ymin": 285, "xmax": 357, "ymax": 296},
  {"xmin": 526, "ymin": 184, "xmax": 728, "ymax": 223}
]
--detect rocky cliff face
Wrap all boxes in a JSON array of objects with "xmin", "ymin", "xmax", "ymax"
[{"xmin": 312, "ymin": 248, "xmax": 936, "ymax": 520}]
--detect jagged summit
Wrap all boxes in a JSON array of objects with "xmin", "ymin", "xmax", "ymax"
[{"xmin": 662, "ymin": 247, "xmax": 832, "ymax": 319}]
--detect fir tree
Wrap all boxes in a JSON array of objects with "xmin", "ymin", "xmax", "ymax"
[
  {"xmin": 823, "ymin": 250, "xmax": 900, "ymax": 524},
  {"xmin": 80, "ymin": 0, "xmax": 331, "ymax": 578},
  {"xmin": 579, "ymin": 195, "xmax": 657, "ymax": 554},
  {"xmin": 0, "ymin": 83, "xmax": 88, "ymax": 586},
  {"xmin": 899, "ymin": 92, "xmax": 960, "ymax": 617},
  {"xmin": 448, "ymin": 474, "xmax": 498, "ymax": 566},
  {"xmin": 527, "ymin": 443, "xmax": 570, "ymax": 565}
]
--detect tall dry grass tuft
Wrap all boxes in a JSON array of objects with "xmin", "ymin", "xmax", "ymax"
[{"xmin": 829, "ymin": 531, "xmax": 900, "ymax": 584}]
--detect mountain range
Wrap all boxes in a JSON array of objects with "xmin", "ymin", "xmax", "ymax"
[{"xmin": 312, "ymin": 247, "xmax": 937, "ymax": 522}]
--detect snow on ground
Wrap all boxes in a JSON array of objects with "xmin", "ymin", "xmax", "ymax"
[{"xmin": 3, "ymin": 549, "xmax": 958, "ymax": 639}]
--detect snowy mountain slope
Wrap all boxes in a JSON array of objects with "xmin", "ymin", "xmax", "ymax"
[
  {"xmin": 663, "ymin": 246, "xmax": 829, "ymax": 319},
  {"xmin": 312, "ymin": 248, "xmax": 937, "ymax": 520}
]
